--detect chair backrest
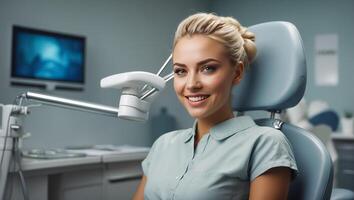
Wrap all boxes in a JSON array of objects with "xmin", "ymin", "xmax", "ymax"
[
  {"xmin": 233, "ymin": 21, "xmax": 306, "ymax": 112},
  {"xmin": 232, "ymin": 21, "xmax": 333, "ymax": 200},
  {"xmin": 256, "ymin": 119, "xmax": 333, "ymax": 200}
]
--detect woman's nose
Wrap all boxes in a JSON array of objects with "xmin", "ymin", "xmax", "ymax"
[{"xmin": 186, "ymin": 73, "xmax": 202, "ymax": 90}]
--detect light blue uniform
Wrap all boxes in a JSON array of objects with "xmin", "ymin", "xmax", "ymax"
[{"xmin": 142, "ymin": 116, "xmax": 298, "ymax": 200}]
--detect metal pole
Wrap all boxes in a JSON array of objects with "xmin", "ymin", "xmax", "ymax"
[{"xmin": 23, "ymin": 92, "xmax": 119, "ymax": 117}]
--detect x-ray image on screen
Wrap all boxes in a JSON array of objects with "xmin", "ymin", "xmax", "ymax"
[{"xmin": 11, "ymin": 26, "xmax": 85, "ymax": 84}]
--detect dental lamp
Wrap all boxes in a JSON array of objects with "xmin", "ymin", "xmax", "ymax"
[{"xmin": 0, "ymin": 55, "xmax": 173, "ymax": 200}]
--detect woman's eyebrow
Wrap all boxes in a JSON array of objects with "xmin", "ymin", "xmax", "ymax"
[
  {"xmin": 173, "ymin": 63, "xmax": 187, "ymax": 68},
  {"xmin": 197, "ymin": 58, "xmax": 221, "ymax": 65},
  {"xmin": 173, "ymin": 58, "xmax": 221, "ymax": 67}
]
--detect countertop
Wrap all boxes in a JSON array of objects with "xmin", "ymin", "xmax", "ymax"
[{"xmin": 19, "ymin": 146, "xmax": 149, "ymax": 171}]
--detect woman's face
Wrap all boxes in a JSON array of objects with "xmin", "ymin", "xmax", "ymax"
[{"xmin": 173, "ymin": 35, "xmax": 243, "ymax": 122}]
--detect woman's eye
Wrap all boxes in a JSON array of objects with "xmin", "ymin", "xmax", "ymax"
[
  {"xmin": 174, "ymin": 68, "xmax": 186, "ymax": 76},
  {"xmin": 201, "ymin": 65, "xmax": 217, "ymax": 73}
]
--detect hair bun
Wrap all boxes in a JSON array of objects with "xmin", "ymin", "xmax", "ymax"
[
  {"xmin": 174, "ymin": 13, "xmax": 257, "ymax": 68},
  {"xmin": 240, "ymin": 28, "xmax": 257, "ymax": 64},
  {"xmin": 243, "ymin": 39, "xmax": 257, "ymax": 64},
  {"xmin": 241, "ymin": 29, "xmax": 255, "ymax": 41}
]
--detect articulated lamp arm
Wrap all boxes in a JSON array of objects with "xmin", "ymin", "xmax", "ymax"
[
  {"xmin": 18, "ymin": 72, "xmax": 172, "ymax": 122},
  {"xmin": 19, "ymin": 55, "xmax": 173, "ymax": 121}
]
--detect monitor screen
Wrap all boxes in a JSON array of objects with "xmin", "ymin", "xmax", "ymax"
[{"xmin": 11, "ymin": 26, "xmax": 86, "ymax": 85}]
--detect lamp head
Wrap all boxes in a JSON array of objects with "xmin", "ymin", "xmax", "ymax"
[{"xmin": 100, "ymin": 71, "xmax": 166, "ymax": 122}]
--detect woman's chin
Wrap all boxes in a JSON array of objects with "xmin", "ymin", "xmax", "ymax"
[{"xmin": 187, "ymin": 109, "xmax": 210, "ymax": 119}]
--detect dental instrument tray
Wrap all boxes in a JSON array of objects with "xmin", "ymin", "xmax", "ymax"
[{"xmin": 22, "ymin": 149, "xmax": 86, "ymax": 159}]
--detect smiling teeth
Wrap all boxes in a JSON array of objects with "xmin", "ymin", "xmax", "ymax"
[{"xmin": 188, "ymin": 96, "xmax": 208, "ymax": 102}]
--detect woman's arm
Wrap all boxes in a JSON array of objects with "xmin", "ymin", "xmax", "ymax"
[
  {"xmin": 132, "ymin": 175, "xmax": 147, "ymax": 200},
  {"xmin": 249, "ymin": 167, "xmax": 291, "ymax": 200}
]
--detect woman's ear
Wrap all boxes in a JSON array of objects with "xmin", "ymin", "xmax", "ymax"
[{"xmin": 233, "ymin": 61, "xmax": 244, "ymax": 85}]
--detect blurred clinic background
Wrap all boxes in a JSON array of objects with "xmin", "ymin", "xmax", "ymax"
[{"xmin": 0, "ymin": 0, "xmax": 353, "ymax": 154}]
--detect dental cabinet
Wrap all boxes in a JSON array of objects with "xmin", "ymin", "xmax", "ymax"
[
  {"xmin": 333, "ymin": 135, "xmax": 354, "ymax": 190},
  {"xmin": 7, "ymin": 150, "xmax": 147, "ymax": 200}
]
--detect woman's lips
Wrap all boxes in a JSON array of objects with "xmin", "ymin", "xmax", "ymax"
[{"xmin": 185, "ymin": 95, "xmax": 210, "ymax": 106}]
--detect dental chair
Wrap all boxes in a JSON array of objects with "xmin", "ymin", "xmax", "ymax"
[{"xmin": 232, "ymin": 21, "xmax": 354, "ymax": 200}]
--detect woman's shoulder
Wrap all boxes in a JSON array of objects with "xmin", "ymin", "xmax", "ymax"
[{"xmin": 243, "ymin": 124, "xmax": 288, "ymax": 143}]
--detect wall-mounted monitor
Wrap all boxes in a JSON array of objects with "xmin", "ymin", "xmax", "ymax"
[{"xmin": 11, "ymin": 25, "xmax": 86, "ymax": 91}]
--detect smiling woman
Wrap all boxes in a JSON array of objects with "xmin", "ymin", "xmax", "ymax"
[
  {"xmin": 133, "ymin": 13, "xmax": 297, "ymax": 200},
  {"xmin": 173, "ymin": 35, "xmax": 241, "ymax": 139}
]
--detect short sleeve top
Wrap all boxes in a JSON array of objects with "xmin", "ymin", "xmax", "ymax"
[{"xmin": 142, "ymin": 116, "xmax": 298, "ymax": 200}]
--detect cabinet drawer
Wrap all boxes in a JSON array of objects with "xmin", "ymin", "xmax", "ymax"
[
  {"xmin": 337, "ymin": 171, "xmax": 354, "ymax": 190},
  {"xmin": 49, "ymin": 166, "xmax": 104, "ymax": 200},
  {"xmin": 59, "ymin": 167, "xmax": 103, "ymax": 188},
  {"xmin": 62, "ymin": 184, "xmax": 102, "ymax": 200},
  {"xmin": 338, "ymin": 161, "xmax": 354, "ymax": 171},
  {"xmin": 337, "ymin": 144, "xmax": 354, "ymax": 151},
  {"xmin": 339, "ymin": 155, "xmax": 354, "ymax": 162},
  {"xmin": 334, "ymin": 141, "xmax": 354, "ymax": 154},
  {"xmin": 105, "ymin": 160, "xmax": 143, "ymax": 178},
  {"xmin": 103, "ymin": 161, "xmax": 143, "ymax": 200},
  {"xmin": 104, "ymin": 179, "xmax": 140, "ymax": 200},
  {"xmin": 337, "ymin": 160, "xmax": 354, "ymax": 190},
  {"xmin": 8, "ymin": 174, "xmax": 48, "ymax": 200},
  {"xmin": 104, "ymin": 160, "xmax": 142, "ymax": 189}
]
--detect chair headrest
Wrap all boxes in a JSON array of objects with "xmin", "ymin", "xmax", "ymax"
[{"xmin": 232, "ymin": 21, "xmax": 307, "ymax": 112}]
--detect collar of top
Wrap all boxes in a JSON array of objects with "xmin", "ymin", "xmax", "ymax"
[{"xmin": 184, "ymin": 115, "xmax": 256, "ymax": 143}]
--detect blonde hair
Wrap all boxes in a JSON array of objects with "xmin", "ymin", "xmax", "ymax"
[{"xmin": 173, "ymin": 13, "xmax": 257, "ymax": 68}]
